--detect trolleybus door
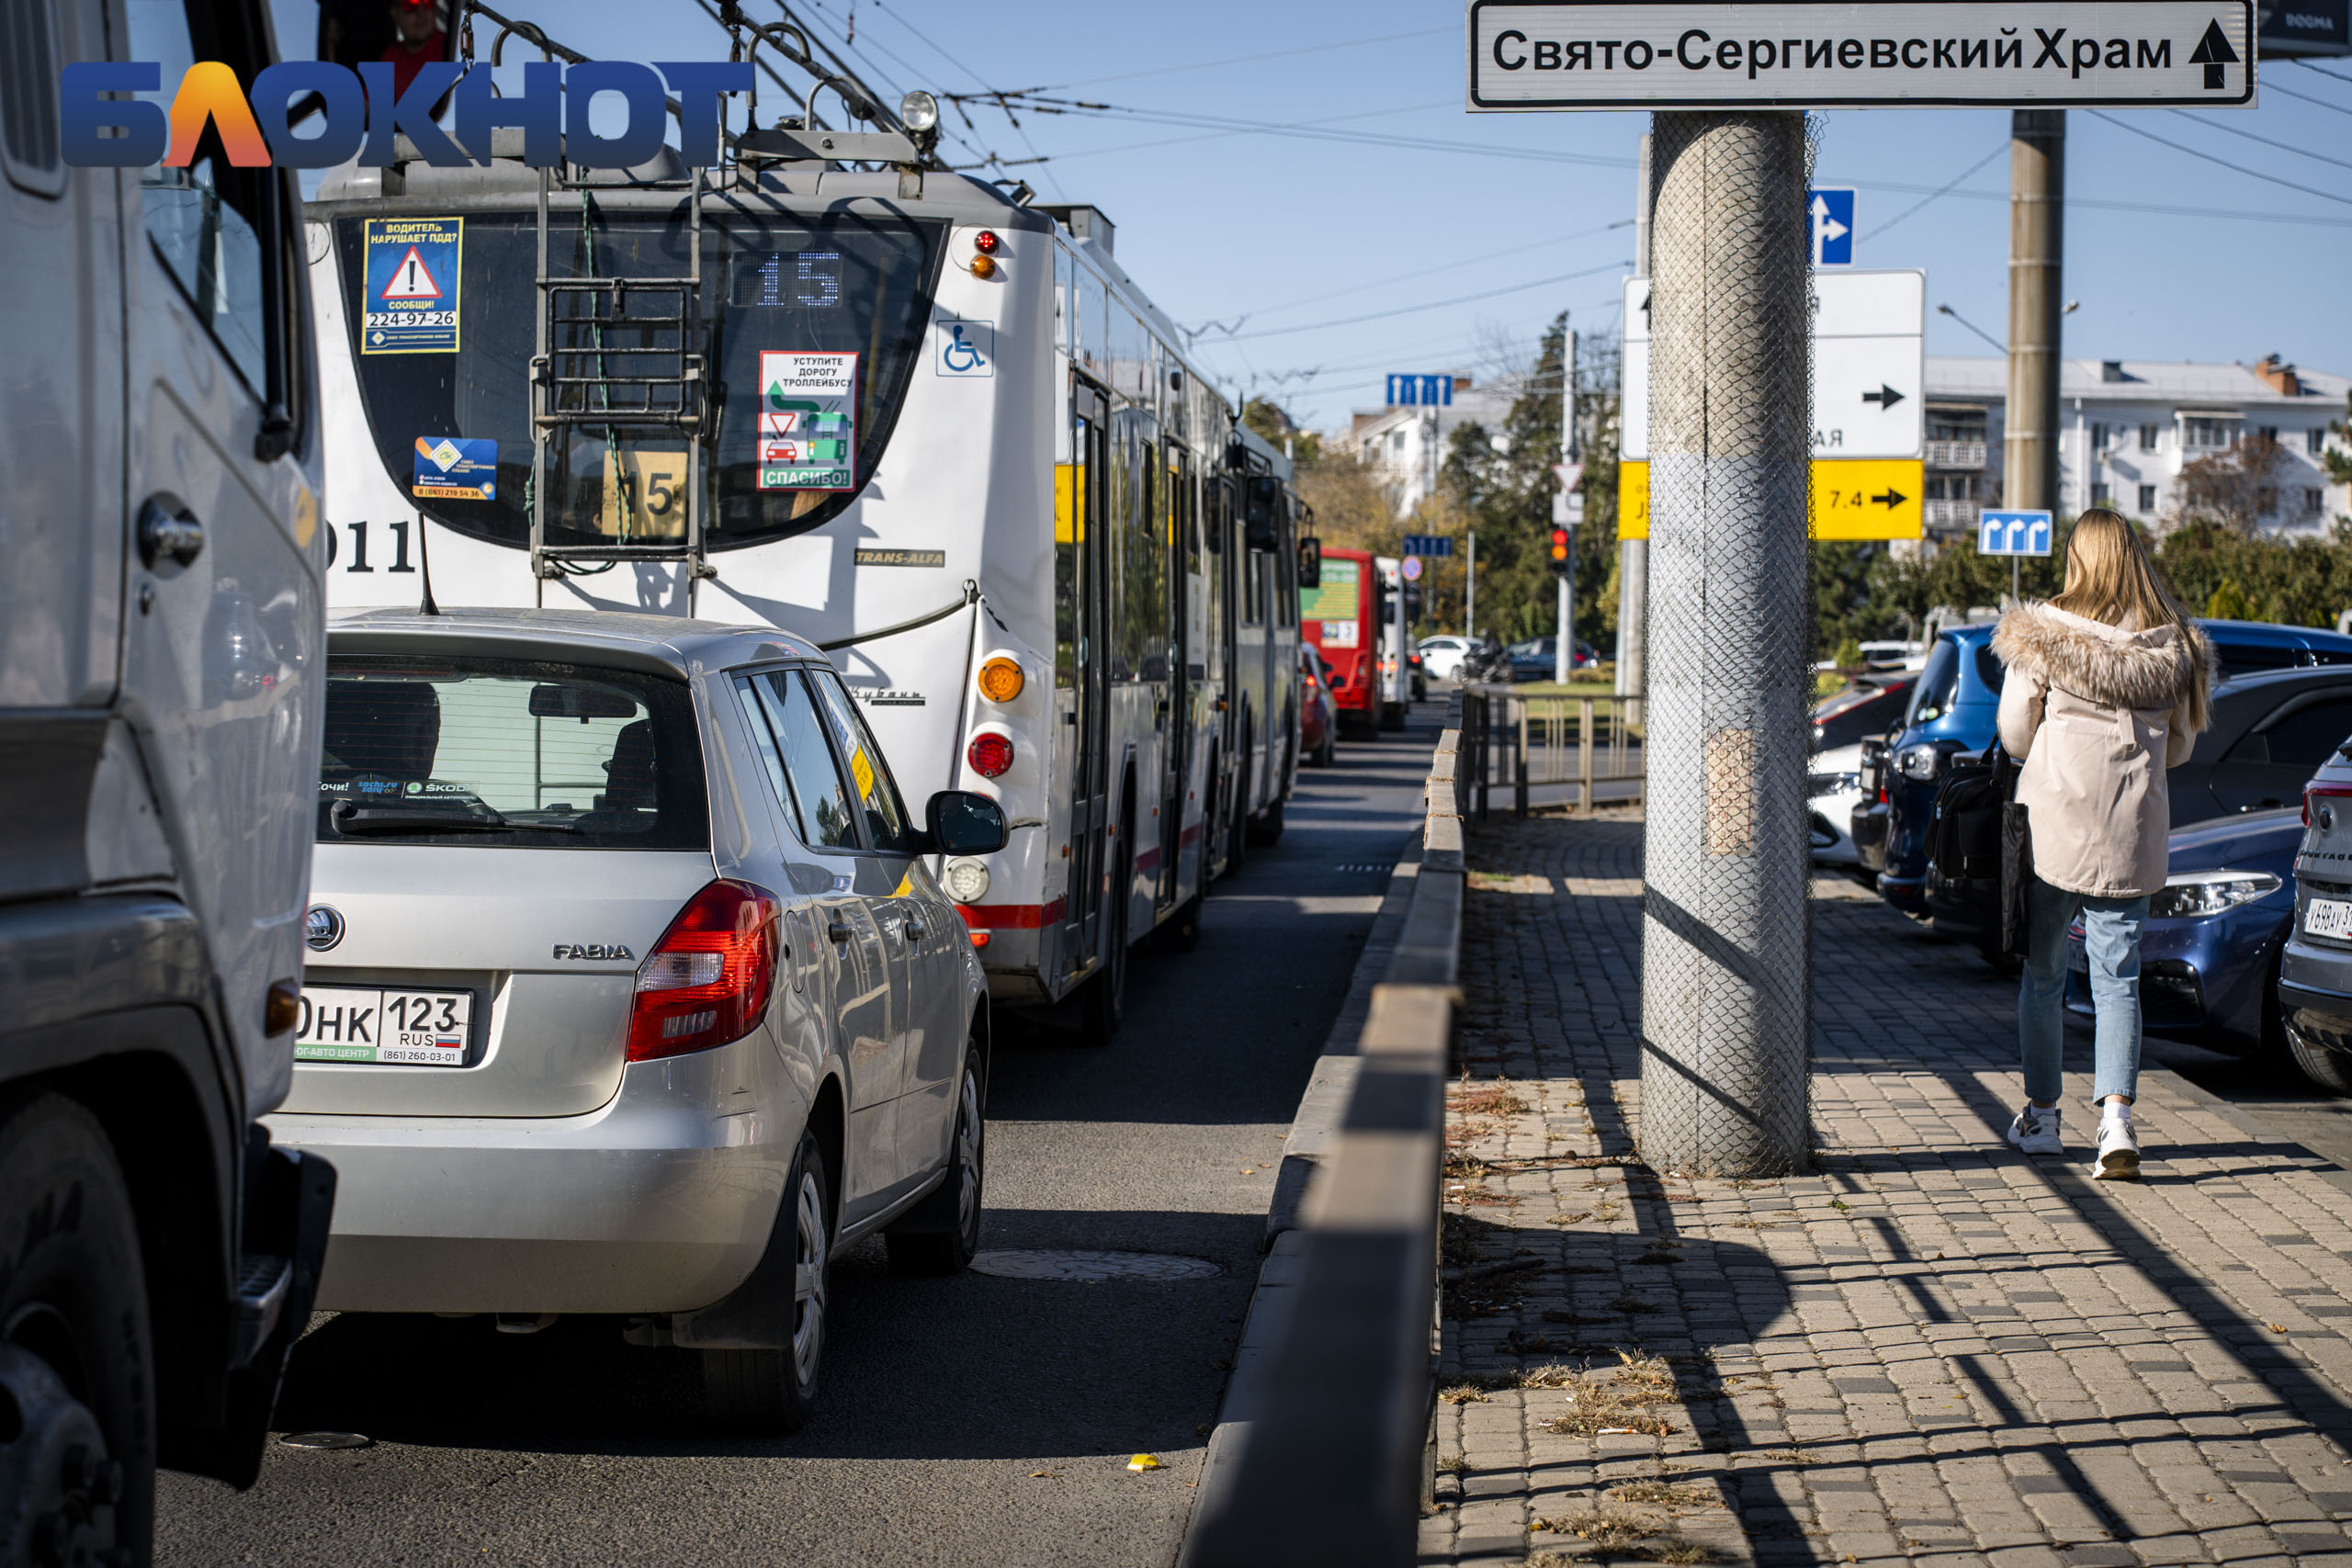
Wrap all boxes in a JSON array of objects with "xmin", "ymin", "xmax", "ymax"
[
  {"xmin": 1158, "ymin": 446, "xmax": 1193, "ymax": 907},
  {"xmin": 1064, "ymin": 382, "xmax": 1112, "ymax": 976}
]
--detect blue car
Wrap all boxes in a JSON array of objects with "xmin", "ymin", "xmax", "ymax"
[
  {"xmin": 1868, "ymin": 619, "xmax": 2352, "ymax": 923},
  {"xmin": 2065, "ymin": 807, "xmax": 2300, "ymax": 1055}
]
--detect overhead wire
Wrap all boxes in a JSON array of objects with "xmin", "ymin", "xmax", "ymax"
[
  {"xmin": 1871, "ymin": 142, "xmax": 2008, "ymax": 237},
  {"xmin": 2084, "ymin": 109, "xmax": 2352, "ymax": 209},
  {"xmin": 1232, "ymin": 220, "xmax": 1634, "ymax": 323},
  {"xmin": 1014, "ymin": 25, "xmax": 1456, "ymax": 94},
  {"xmin": 2263, "ymin": 78, "xmax": 2352, "ymax": 118},
  {"xmin": 2167, "ymin": 107, "xmax": 2352, "ymax": 175},
  {"xmin": 1209, "ymin": 260, "xmax": 1632, "ymax": 344}
]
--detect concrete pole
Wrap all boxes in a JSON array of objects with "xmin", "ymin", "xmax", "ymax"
[
  {"xmin": 1615, "ymin": 133, "xmax": 1652, "ymax": 703},
  {"xmin": 1637, "ymin": 111, "xmax": 1813, "ymax": 1178},
  {"xmin": 2004, "ymin": 110, "xmax": 2064, "ymax": 513},
  {"xmin": 1465, "ymin": 532, "xmax": 1476, "ymax": 640}
]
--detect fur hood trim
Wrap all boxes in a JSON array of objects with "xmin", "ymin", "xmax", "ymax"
[{"xmin": 1991, "ymin": 603, "xmax": 2215, "ymax": 712}]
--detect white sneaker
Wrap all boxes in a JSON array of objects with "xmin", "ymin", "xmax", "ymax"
[
  {"xmin": 2007, "ymin": 1104, "xmax": 2062, "ymax": 1156},
  {"xmin": 2092, "ymin": 1116, "xmax": 2141, "ymax": 1180}
]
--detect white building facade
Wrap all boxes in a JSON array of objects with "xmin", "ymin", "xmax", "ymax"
[
  {"xmin": 1919, "ymin": 355, "xmax": 2349, "ymax": 539},
  {"xmin": 1348, "ymin": 379, "xmax": 1518, "ymax": 514}
]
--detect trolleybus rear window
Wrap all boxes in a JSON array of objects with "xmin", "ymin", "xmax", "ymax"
[{"xmin": 333, "ymin": 208, "xmax": 944, "ymax": 554}]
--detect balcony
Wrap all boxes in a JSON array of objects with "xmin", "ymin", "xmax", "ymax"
[
  {"xmin": 1924, "ymin": 499, "xmax": 1979, "ymax": 532},
  {"xmin": 1925, "ymin": 440, "xmax": 1988, "ymax": 469}
]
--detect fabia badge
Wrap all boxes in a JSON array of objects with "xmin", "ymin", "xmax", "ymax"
[
  {"xmin": 305, "ymin": 906, "xmax": 345, "ymax": 953},
  {"xmin": 553, "ymin": 943, "xmax": 635, "ymax": 962}
]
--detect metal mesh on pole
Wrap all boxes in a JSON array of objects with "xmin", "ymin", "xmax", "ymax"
[{"xmin": 1636, "ymin": 111, "xmax": 1814, "ymax": 1178}]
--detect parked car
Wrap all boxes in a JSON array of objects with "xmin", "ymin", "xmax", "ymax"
[
  {"xmin": 1299, "ymin": 644, "xmax": 1339, "ymax": 767},
  {"xmin": 266, "ymin": 610, "xmax": 1004, "ymax": 1431},
  {"xmin": 2277, "ymin": 739, "xmax": 2352, "ymax": 1092},
  {"xmin": 1871, "ymin": 621, "xmax": 2352, "ymax": 922},
  {"xmin": 1506, "ymin": 637, "xmax": 1600, "ymax": 682},
  {"xmin": 1417, "ymin": 635, "xmax": 1474, "ymax": 682},
  {"xmin": 1813, "ymin": 675, "xmax": 1916, "ymax": 754},
  {"xmin": 2067, "ymin": 807, "xmax": 2300, "ymax": 1057},
  {"xmin": 1809, "ymin": 742, "xmax": 1867, "ymax": 868}
]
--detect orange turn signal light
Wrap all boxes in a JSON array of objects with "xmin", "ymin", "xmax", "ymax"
[
  {"xmin": 969, "ymin": 253, "xmax": 999, "ymax": 279},
  {"xmin": 978, "ymin": 656, "xmax": 1024, "ymax": 703}
]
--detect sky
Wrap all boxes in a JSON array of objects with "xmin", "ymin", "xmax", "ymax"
[{"xmin": 266, "ymin": 0, "xmax": 2352, "ymax": 433}]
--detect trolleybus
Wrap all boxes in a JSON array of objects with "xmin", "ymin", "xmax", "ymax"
[{"xmin": 307, "ymin": 19, "xmax": 1304, "ymax": 1038}]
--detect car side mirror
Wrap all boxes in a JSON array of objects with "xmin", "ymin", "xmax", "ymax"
[{"xmin": 927, "ymin": 790, "xmax": 1008, "ymax": 855}]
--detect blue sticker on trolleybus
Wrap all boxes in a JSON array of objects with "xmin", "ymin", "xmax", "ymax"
[
  {"xmin": 412, "ymin": 437, "xmax": 498, "ymax": 500},
  {"xmin": 935, "ymin": 318, "xmax": 993, "ymax": 377},
  {"xmin": 361, "ymin": 217, "xmax": 462, "ymax": 354},
  {"xmin": 758, "ymin": 351, "xmax": 858, "ymax": 491}
]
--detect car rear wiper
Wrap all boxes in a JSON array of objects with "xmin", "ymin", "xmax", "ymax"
[{"xmin": 329, "ymin": 801, "xmax": 579, "ymax": 836}]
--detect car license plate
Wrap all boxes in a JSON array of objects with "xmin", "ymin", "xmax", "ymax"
[
  {"xmin": 294, "ymin": 985, "xmax": 472, "ymax": 1066},
  {"xmin": 2305, "ymin": 898, "xmax": 2352, "ymax": 941}
]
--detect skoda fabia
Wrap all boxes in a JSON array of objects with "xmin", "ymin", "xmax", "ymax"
[{"xmin": 267, "ymin": 609, "xmax": 1002, "ymax": 1429}]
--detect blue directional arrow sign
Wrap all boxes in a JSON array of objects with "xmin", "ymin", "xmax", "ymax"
[
  {"xmin": 1809, "ymin": 187, "xmax": 1855, "ymax": 267},
  {"xmin": 1401, "ymin": 534, "xmax": 1455, "ymax": 558},
  {"xmin": 1978, "ymin": 510, "xmax": 2054, "ymax": 557}
]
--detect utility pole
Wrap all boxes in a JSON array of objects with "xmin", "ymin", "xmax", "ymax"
[
  {"xmin": 1615, "ymin": 134, "xmax": 1652, "ymax": 705},
  {"xmin": 1465, "ymin": 532, "xmax": 1476, "ymax": 640},
  {"xmin": 1556, "ymin": 326, "xmax": 1580, "ymax": 685},
  {"xmin": 2005, "ymin": 110, "xmax": 2064, "ymax": 513},
  {"xmin": 1636, "ymin": 111, "xmax": 1812, "ymax": 1178}
]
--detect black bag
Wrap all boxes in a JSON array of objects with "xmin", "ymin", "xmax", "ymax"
[
  {"xmin": 2000, "ymin": 793, "xmax": 2032, "ymax": 960},
  {"xmin": 1928, "ymin": 748, "xmax": 2027, "ymax": 956}
]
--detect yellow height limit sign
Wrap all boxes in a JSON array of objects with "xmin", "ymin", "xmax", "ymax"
[{"xmin": 1617, "ymin": 458, "xmax": 1922, "ymax": 541}]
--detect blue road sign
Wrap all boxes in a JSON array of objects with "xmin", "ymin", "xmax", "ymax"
[
  {"xmin": 1385, "ymin": 374, "xmax": 1454, "ymax": 407},
  {"xmin": 1401, "ymin": 534, "xmax": 1455, "ymax": 558},
  {"xmin": 1809, "ymin": 187, "xmax": 1855, "ymax": 267},
  {"xmin": 1979, "ymin": 510, "xmax": 2054, "ymax": 557}
]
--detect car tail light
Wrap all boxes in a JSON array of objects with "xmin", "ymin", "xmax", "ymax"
[
  {"xmin": 968, "ymin": 732, "xmax": 1013, "ymax": 778},
  {"xmin": 628, "ymin": 881, "xmax": 781, "ymax": 1064},
  {"xmin": 2306, "ymin": 783, "xmax": 2352, "ymax": 827}
]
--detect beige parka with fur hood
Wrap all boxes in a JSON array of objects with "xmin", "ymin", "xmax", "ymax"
[{"xmin": 1992, "ymin": 604, "xmax": 2216, "ymax": 899}]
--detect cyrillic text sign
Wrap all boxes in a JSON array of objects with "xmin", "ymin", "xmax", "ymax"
[{"xmin": 1467, "ymin": 2, "xmax": 2255, "ymax": 109}]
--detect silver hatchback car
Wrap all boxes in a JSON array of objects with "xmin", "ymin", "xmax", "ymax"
[{"xmin": 266, "ymin": 609, "xmax": 1001, "ymax": 1430}]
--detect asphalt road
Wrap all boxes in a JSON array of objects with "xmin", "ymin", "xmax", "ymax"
[{"xmin": 156, "ymin": 707, "xmax": 1441, "ymax": 1568}]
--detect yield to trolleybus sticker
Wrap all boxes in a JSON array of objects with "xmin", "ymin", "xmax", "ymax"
[
  {"xmin": 935, "ymin": 318, "xmax": 994, "ymax": 377},
  {"xmin": 361, "ymin": 217, "xmax": 462, "ymax": 355},
  {"xmin": 758, "ymin": 351, "xmax": 858, "ymax": 491},
  {"xmin": 412, "ymin": 437, "xmax": 497, "ymax": 500}
]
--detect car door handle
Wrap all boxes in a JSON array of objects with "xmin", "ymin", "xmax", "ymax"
[
  {"xmin": 827, "ymin": 919, "xmax": 854, "ymax": 944},
  {"xmin": 138, "ymin": 500, "xmax": 204, "ymax": 568},
  {"xmin": 902, "ymin": 919, "xmax": 926, "ymax": 943}
]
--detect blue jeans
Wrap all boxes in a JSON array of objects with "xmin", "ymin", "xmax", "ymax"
[{"xmin": 2018, "ymin": 875, "xmax": 2148, "ymax": 1107}]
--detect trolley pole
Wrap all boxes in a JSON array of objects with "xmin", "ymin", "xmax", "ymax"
[{"xmin": 1635, "ymin": 110, "xmax": 1813, "ymax": 1177}]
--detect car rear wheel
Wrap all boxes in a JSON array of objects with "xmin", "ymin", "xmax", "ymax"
[
  {"xmin": 2285, "ymin": 1016, "xmax": 2352, "ymax": 1094},
  {"xmin": 1319, "ymin": 727, "xmax": 1338, "ymax": 769},
  {"xmin": 703, "ymin": 1130, "xmax": 830, "ymax": 1432},
  {"xmin": 1247, "ymin": 795, "xmax": 1285, "ymax": 847},
  {"xmin": 886, "ymin": 1049, "xmax": 986, "ymax": 1276},
  {"xmin": 0, "ymin": 1090, "xmax": 153, "ymax": 1567}
]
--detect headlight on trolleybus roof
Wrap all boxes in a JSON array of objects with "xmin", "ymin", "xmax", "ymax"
[
  {"xmin": 2148, "ymin": 871, "xmax": 2281, "ymax": 921},
  {"xmin": 899, "ymin": 90, "xmax": 940, "ymax": 132}
]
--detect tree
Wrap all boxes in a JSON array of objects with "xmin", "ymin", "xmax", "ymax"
[
  {"xmin": 1241, "ymin": 397, "xmax": 1321, "ymax": 466},
  {"xmin": 2206, "ymin": 578, "xmax": 2250, "ymax": 620},
  {"xmin": 2175, "ymin": 434, "xmax": 2294, "ymax": 535}
]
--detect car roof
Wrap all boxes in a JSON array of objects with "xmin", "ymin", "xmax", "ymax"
[
  {"xmin": 2201, "ymin": 617, "xmax": 2352, "ymax": 651},
  {"xmin": 327, "ymin": 607, "xmax": 821, "ymax": 673},
  {"xmin": 2213, "ymin": 662, "xmax": 2352, "ymax": 702}
]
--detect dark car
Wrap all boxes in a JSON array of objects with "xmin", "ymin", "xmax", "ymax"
[
  {"xmin": 1870, "ymin": 621, "xmax": 2352, "ymax": 922},
  {"xmin": 1506, "ymin": 636, "xmax": 1598, "ymax": 682},
  {"xmin": 2066, "ymin": 807, "xmax": 2300, "ymax": 1056},
  {"xmin": 1298, "ymin": 644, "xmax": 1338, "ymax": 767},
  {"xmin": 2276, "ymin": 739, "xmax": 2352, "ymax": 1092},
  {"xmin": 1812, "ymin": 675, "xmax": 1916, "ymax": 754}
]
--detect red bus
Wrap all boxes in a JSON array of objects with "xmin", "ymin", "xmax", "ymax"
[{"xmin": 1299, "ymin": 547, "xmax": 1398, "ymax": 738}]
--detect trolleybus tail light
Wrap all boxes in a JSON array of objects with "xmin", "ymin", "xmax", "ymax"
[
  {"xmin": 969, "ymin": 254, "xmax": 999, "ymax": 279},
  {"xmin": 967, "ymin": 732, "xmax": 1014, "ymax": 778},
  {"xmin": 628, "ymin": 880, "xmax": 780, "ymax": 1064},
  {"xmin": 978, "ymin": 656, "xmax": 1024, "ymax": 704},
  {"xmin": 973, "ymin": 230, "xmax": 1001, "ymax": 254}
]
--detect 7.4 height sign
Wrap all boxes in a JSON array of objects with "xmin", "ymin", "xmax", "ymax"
[{"xmin": 1467, "ymin": 2, "xmax": 2255, "ymax": 109}]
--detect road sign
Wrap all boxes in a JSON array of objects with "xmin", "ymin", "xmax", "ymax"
[
  {"xmin": 1810, "ymin": 187, "xmax": 1855, "ymax": 265},
  {"xmin": 1466, "ymin": 3, "xmax": 2256, "ymax": 110},
  {"xmin": 1385, "ymin": 374, "xmax": 1455, "ymax": 406},
  {"xmin": 1401, "ymin": 535, "xmax": 1456, "ymax": 558},
  {"xmin": 1979, "ymin": 509, "xmax": 2055, "ymax": 555},
  {"xmin": 2262, "ymin": 0, "xmax": 2348, "ymax": 57},
  {"xmin": 1623, "ymin": 270, "xmax": 1923, "ymax": 464},
  {"xmin": 1401, "ymin": 555, "xmax": 1424, "ymax": 582},
  {"xmin": 1616, "ymin": 459, "xmax": 1922, "ymax": 540}
]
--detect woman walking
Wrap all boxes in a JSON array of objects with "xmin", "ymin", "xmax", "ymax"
[{"xmin": 1991, "ymin": 510, "xmax": 2214, "ymax": 1179}]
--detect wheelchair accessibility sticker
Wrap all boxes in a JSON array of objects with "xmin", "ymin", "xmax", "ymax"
[{"xmin": 935, "ymin": 318, "xmax": 994, "ymax": 378}]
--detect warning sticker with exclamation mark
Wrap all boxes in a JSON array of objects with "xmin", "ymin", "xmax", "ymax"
[{"xmin": 361, "ymin": 217, "xmax": 463, "ymax": 355}]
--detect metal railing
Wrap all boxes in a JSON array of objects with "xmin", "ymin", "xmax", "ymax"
[
  {"xmin": 1181, "ymin": 715, "xmax": 1463, "ymax": 1568},
  {"xmin": 1924, "ymin": 439, "xmax": 1988, "ymax": 469},
  {"xmin": 1459, "ymin": 684, "xmax": 1645, "ymax": 818}
]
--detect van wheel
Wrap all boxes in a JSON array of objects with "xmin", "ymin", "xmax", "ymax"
[
  {"xmin": 2286, "ymin": 1017, "xmax": 2352, "ymax": 1094},
  {"xmin": 1248, "ymin": 796, "xmax": 1285, "ymax": 847},
  {"xmin": 0, "ymin": 1091, "xmax": 154, "ymax": 1565},
  {"xmin": 1154, "ymin": 893, "xmax": 1204, "ymax": 953},
  {"xmin": 887, "ymin": 1048, "xmax": 986, "ymax": 1275},
  {"xmin": 703, "ymin": 1130, "xmax": 830, "ymax": 1432},
  {"xmin": 1225, "ymin": 750, "xmax": 1250, "ymax": 876}
]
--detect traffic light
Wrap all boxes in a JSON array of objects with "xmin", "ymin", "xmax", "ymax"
[{"xmin": 1548, "ymin": 526, "xmax": 1571, "ymax": 575}]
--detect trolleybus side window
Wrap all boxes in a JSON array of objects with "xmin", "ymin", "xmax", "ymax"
[
  {"xmin": 332, "ymin": 209, "xmax": 944, "ymax": 554},
  {"xmin": 1057, "ymin": 402, "xmax": 1091, "ymax": 691}
]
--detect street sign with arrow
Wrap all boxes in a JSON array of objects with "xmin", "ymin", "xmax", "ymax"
[{"xmin": 1809, "ymin": 187, "xmax": 1855, "ymax": 266}]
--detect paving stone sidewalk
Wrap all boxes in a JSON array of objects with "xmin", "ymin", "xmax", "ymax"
[{"xmin": 1422, "ymin": 807, "xmax": 2352, "ymax": 1568}]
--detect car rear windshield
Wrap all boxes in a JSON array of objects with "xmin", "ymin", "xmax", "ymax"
[
  {"xmin": 1813, "ymin": 682, "xmax": 1912, "ymax": 750},
  {"xmin": 334, "ymin": 207, "xmax": 945, "ymax": 555},
  {"xmin": 319, "ymin": 655, "xmax": 707, "ymax": 849}
]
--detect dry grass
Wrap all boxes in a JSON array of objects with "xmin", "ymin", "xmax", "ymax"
[
  {"xmin": 1534, "ymin": 1354, "xmax": 1680, "ymax": 1438},
  {"xmin": 1607, "ymin": 1480, "xmax": 1715, "ymax": 1508},
  {"xmin": 1437, "ymin": 1383, "xmax": 1489, "ymax": 1405},
  {"xmin": 1453, "ymin": 1082, "xmax": 1532, "ymax": 1118},
  {"xmin": 1435, "ymin": 1452, "xmax": 1468, "ymax": 1474},
  {"xmin": 1532, "ymin": 1506, "xmax": 1652, "ymax": 1549},
  {"xmin": 1611, "ymin": 1294, "xmax": 1659, "ymax": 1314}
]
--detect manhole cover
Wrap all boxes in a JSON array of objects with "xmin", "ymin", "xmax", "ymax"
[
  {"xmin": 969, "ymin": 1249, "xmax": 1220, "ymax": 1282},
  {"xmin": 280, "ymin": 1431, "xmax": 373, "ymax": 1450}
]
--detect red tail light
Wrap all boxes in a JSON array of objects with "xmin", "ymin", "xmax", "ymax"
[
  {"xmin": 628, "ymin": 880, "xmax": 781, "ymax": 1063},
  {"xmin": 2307, "ymin": 783, "xmax": 2352, "ymax": 828},
  {"xmin": 967, "ymin": 732, "xmax": 1013, "ymax": 778}
]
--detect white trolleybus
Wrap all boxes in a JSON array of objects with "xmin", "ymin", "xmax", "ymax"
[{"xmin": 308, "ymin": 16, "xmax": 1307, "ymax": 1040}]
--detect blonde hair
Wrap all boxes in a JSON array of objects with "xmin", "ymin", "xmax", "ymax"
[
  {"xmin": 2049, "ymin": 508, "xmax": 2210, "ymax": 731},
  {"xmin": 2050, "ymin": 510, "xmax": 2187, "ymax": 632}
]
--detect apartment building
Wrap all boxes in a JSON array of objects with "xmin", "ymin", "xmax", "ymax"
[
  {"xmin": 1348, "ymin": 377, "xmax": 1518, "ymax": 513},
  {"xmin": 1918, "ymin": 355, "xmax": 2349, "ymax": 539}
]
